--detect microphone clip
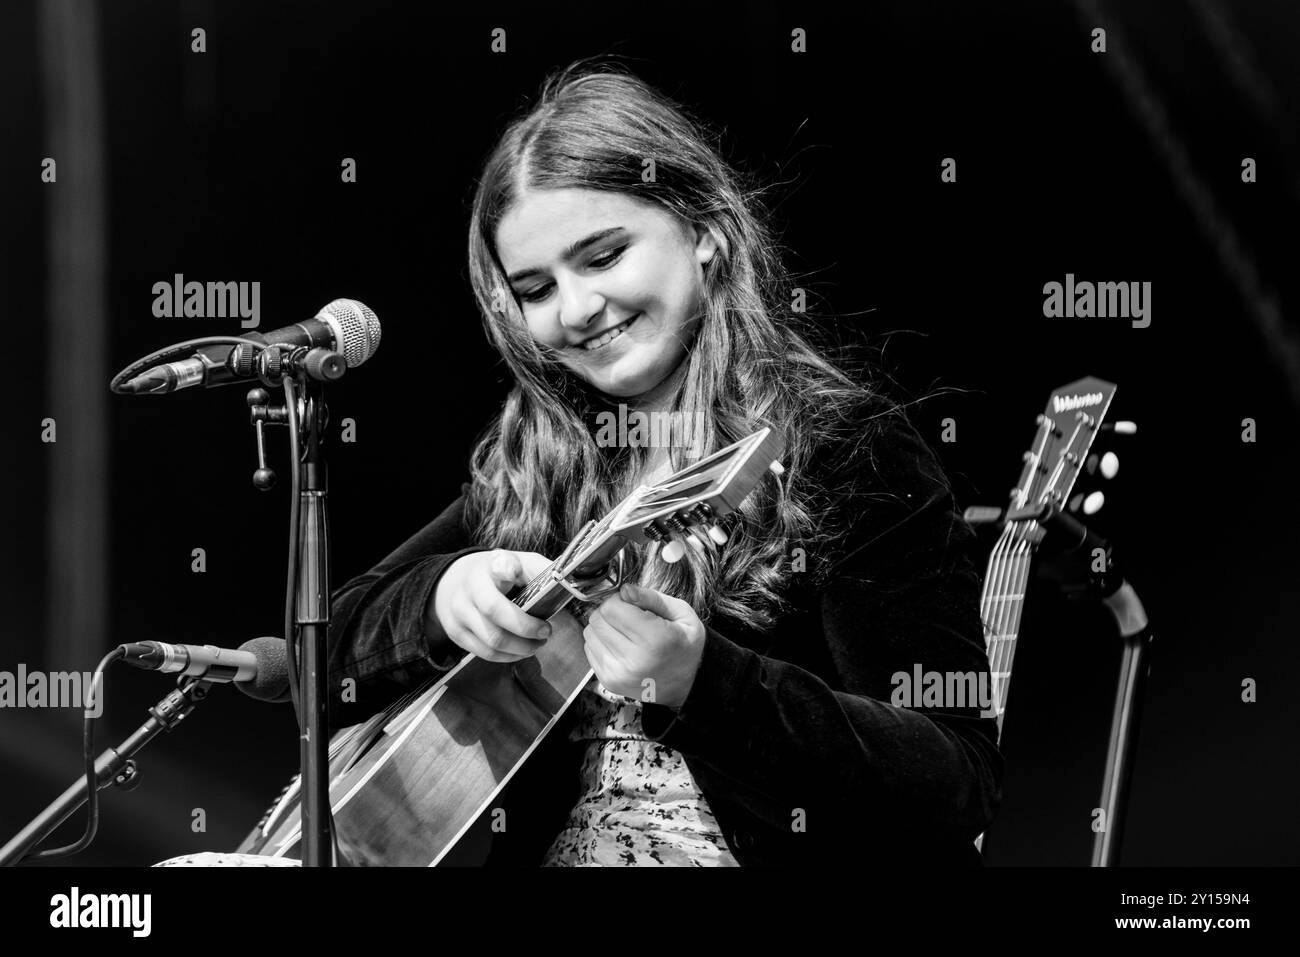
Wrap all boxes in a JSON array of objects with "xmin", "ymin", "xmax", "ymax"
[
  {"xmin": 234, "ymin": 343, "xmax": 347, "ymax": 389},
  {"xmin": 244, "ymin": 347, "xmax": 343, "ymax": 491}
]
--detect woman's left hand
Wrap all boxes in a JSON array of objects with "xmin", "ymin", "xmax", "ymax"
[{"xmin": 583, "ymin": 582, "xmax": 707, "ymax": 710}]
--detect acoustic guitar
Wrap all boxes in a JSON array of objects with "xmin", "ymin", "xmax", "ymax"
[{"xmin": 237, "ymin": 428, "xmax": 786, "ymax": 865}]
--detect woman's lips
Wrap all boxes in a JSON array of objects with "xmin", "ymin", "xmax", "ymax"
[{"xmin": 579, "ymin": 313, "xmax": 640, "ymax": 351}]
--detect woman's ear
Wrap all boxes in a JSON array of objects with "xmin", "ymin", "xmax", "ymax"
[{"xmin": 693, "ymin": 225, "xmax": 724, "ymax": 267}]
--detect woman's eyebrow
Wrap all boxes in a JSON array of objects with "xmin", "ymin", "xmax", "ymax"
[{"xmin": 507, "ymin": 226, "xmax": 627, "ymax": 283}]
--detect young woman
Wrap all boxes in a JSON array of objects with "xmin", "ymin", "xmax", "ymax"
[
  {"xmin": 313, "ymin": 59, "xmax": 1004, "ymax": 868},
  {"xmin": 156, "ymin": 59, "xmax": 1000, "ymax": 868}
]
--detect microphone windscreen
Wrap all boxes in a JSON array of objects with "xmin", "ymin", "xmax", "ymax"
[
  {"xmin": 236, "ymin": 636, "xmax": 292, "ymax": 703},
  {"xmin": 317, "ymin": 299, "xmax": 381, "ymax": 368}
]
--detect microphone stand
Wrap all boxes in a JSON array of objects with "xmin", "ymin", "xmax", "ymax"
[
  {"xmin": 250, "ymin": 348, "xmax": 344, "ymax": 867},
  {"xmin": 293, "ymin": 375, "xmax": 334, "ymax": 867},
  {"xmin": 0, "ymin": 677, "xmax": 214, "ymax": 866},
  {"xmin": 86, "ymin": 337, "xmax": 350, "ymax": 867}
]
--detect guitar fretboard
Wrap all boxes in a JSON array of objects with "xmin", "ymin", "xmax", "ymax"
[{"xmin": 981, "ymin": 530, "xmax": 1033, "ymax": 740}]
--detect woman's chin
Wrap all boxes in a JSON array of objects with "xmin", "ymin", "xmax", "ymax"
[
  {"xmin": 579, "ymin": 355, "xmax": 667, "ymax": 400},
  {"xmin": 591, "ymin": 377, "xmax": 655, "ymax": 400}
]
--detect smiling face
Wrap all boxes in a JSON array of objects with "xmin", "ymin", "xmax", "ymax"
[{"xmin": 495, "ymin": 188, "xmax": 718, "ymax": 402}]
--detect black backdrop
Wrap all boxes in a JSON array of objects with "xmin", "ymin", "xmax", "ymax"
[{"xmin": 1, "ymin": 0, "xmax": 1297, "ymax": 867}]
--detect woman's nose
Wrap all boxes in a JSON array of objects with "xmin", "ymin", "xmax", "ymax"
[{"xmin": 555, "ymin": 274, "xmax": 605, "ymax": 334}]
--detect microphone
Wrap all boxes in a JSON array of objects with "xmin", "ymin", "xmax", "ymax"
[
  {"xmin": 235, "ymin": 636, "xmax": 291, "ymax": 703},
  {"xmin": 121, "ymin": 298, "xmax": 381, "ymax": 394},
  {"xmin": 119, "ymin": 638, "xmax": 290, "ymax": 701},
  {"xmin": 120, "ymin": 637, "xmax": 293, "ymax": 702},
  {"xmin": 119, "ymin": 641, "xmax": 258, "ymax": 682}
]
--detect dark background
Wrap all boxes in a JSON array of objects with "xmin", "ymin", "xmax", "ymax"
[{"xmin": 1, "ymin": 0, "xmax": 1297, "ymax": 866}]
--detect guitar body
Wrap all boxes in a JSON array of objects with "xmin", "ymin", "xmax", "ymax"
[{"xmin": 237, "ymin": 611, "xmax": 591, "ymax": 866}]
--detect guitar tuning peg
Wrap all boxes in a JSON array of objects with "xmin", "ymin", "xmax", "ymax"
[
  {"xmin": 1067, "ymin": 493, "xmax": 1084, "ymax": 513},
  {"xmin": 660, "ymin": 539, "xmax": 686, "ymax": 564},
  {"xmin": 686, "ymin": 505, "xmax": 729, "ymax": 545},
  {"xmin": 1100, "ymin": 421, "xmax": 1137, "ymax": 435},
  {"xmin": 769, "ymin": 460, "xmax": 785, "ymax": 476},
  {"xmin": 1082, "ymin": 490, "xmax": 1105, "ymax": 515},
  {"xmin": 1085, "ymin": 450, "xmax": 1121, "ymax": 480}
]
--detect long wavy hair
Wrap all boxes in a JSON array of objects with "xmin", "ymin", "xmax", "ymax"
[{"xmin": 464, "ymin": 58, "xmax": 896, "ymax": 632}]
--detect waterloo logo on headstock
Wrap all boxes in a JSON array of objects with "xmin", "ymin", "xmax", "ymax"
[
  {"xmin": 1051, "ymin": 390, "xmax": 1106, "ymax": 414},
  {"xmin": 1023, "ymin": 377, "xmax": 1118, "ymax": 511}
]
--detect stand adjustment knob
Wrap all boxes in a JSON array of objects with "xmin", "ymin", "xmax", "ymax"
[{"xmin": 304, "ymin": 348, "xmax": 347, "ymax": 382}]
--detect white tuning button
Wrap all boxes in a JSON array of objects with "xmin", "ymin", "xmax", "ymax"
[
  {"xmin": 769, "ymin": 460, "xmax": 785, "ymax": 476},
  {"xmin": 660, "ymin": 539, "xmax": 686, "ymax": 564},
  {"xmin": 706, "ymin": 525, "xmax": 728, "ymax": 545},
  {"xmin": 1083, "ymin": 490, "xmax": 1105, "ymax": 515},
  {"xmin": 1100, "ymin": 451, "xmax": 1119, "ymax": 479},
  {"xmin": 685, "ymin": 531, "xmax": 707, "ymax": 553}
]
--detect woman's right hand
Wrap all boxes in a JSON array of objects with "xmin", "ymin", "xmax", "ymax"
[{"xmin": 431, "ymin": 549, "xmax": 555, "ymax": 662}]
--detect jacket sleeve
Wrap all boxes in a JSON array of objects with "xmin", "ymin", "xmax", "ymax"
[
  {"xmin": 325, "ymin": 482, "xmax": 488, "ymax": 729},
  {"xmin": 640, "ymin": 419, "xmax": 1003, "ymax": 844}
]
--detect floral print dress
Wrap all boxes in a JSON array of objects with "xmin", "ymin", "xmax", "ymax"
[{"xmin": 540, "ymin": 677, "xmax": 738, "ymax": 867}]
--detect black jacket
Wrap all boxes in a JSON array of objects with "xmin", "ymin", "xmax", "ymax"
[{"xmin": 325, "ymin": 415, "xmax": 1003, "ymax": 866}]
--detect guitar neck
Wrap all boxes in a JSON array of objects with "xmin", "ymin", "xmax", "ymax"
[{"xmin": 981, "ymin": 526, "xmax": 1034, "ymax": 740}]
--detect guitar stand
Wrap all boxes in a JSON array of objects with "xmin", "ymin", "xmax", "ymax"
[{"xmin": 968, "ymin": 502, "xmax": 1153, "ymax": 866}]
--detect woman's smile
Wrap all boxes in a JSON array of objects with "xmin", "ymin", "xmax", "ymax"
[{"xmin": 577, "ymin": 313, "xmax": 641, "ymax": 352}]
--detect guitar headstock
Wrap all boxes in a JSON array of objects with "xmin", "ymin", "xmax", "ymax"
[
  {"xmin": 610, "ymin": 427, "xmax": 786, "ymax": 547},
  {"xmin": 573, "ymin": 427, "xmax": 786, "ymax": 572},
  {"xmin": 974, "ymin": 376, "xmax": 1120, "ymax": 732},
  {"xmin": 1012, "ymin": 376, "xmax": 1118, "ymax": 523},
  {"xmin": 516, "ymin": 428, "xmax": 786, "ymax": 618}
]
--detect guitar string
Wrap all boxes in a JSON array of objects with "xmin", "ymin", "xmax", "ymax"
[
  {"xmin": 999, "ymin": 535, "xmax": 1032, "ymax": 722},
  {"xmin": 991, "ymin": 530, "xmax": 1026, "ymax": 723},
  {"xmin": 990, "ymin": 417, "xmax": 1052, "ymax": 711},
  {"xmin": 1000, "ymin": 415, "xmax": 1091, "ymax": 712},
  {"xmin": 988, "ymin": 547, "xmax": 1004, "ymax": 700},
  {"xmin": 985, "ymin": 475, "xmax": 1023, "ymax": 705},
  {"xmin": 991, "ymin": 522, "xmax": 1031, "ymax": 723},
  {"xmin": 986, "ymin": 418, "xmax": 1043, "ymax": 722},
  {"xmin": 986, "ymin": 523, "xmax": 1014, "ymax": 719},
  {"xmin": 994, "ymin": 526, "xmax": 1023, "ymax": 709},
  {"xmin": 989, "ymin": 411, "xmax": 1091, "ymax": 729}
]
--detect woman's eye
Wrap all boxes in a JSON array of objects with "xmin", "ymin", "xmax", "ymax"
[
  {"xmin": 589, "ymin": 246, "xmax": 626, "ymax": 269},
  {"xmin": 516, "ymin": 247, "xmax": 627, "ymax": 304}
]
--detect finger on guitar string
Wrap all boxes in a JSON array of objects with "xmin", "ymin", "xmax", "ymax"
[
  {"xmin": 449, "ymin": 623, "xmax": 537, "ymax": 664},
  {"xmin": 472, "ymin": 583, "xmax": 553, "ymax": 643}
]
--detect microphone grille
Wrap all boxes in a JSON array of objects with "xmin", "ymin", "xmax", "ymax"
[
  {"xmin": 236, "ymin": 636, "xmax": 291, "ymax": 703},
  {"xmin": 317, "ymin": 298, "xmax": 382, "ymax": 368}
]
